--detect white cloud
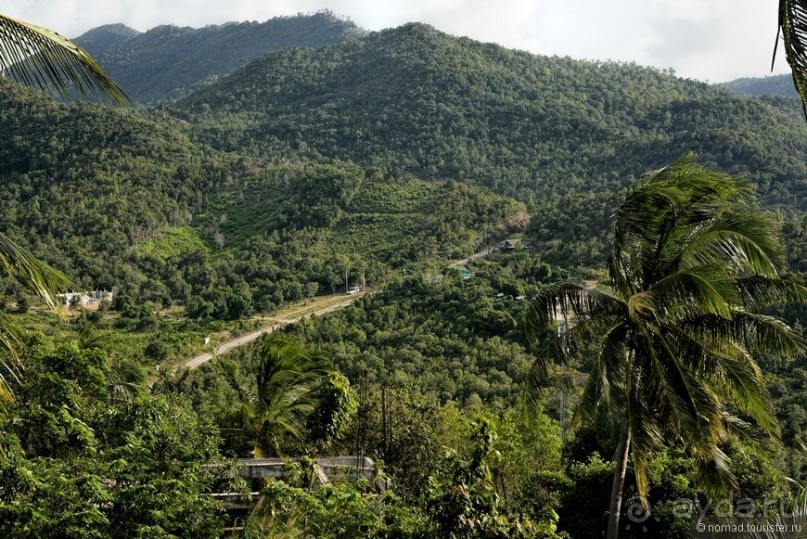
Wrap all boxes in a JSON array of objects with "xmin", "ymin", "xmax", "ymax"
[{"xmin": 1, "ymin": 0, "xmax": 793, "ymax": 81}]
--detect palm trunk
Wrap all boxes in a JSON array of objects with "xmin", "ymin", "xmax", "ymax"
[{"xmin": 606, "ymin": 429, "xmax": 631, "ymax": 539}]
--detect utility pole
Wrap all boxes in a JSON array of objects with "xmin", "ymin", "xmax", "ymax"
[
  {"xmin": 483, "ymin": 224, "xmax": 488, "ymax": 251},
  {"xmin": 345, "ymin": 267, "xmax": 349, "ymax": 294},
  {"xmin": 559, "ymin": 306, "xmax": 568, "ymax": 442},
  {"xmin": 381, "ymin": 385, "xmax": 388, "ymax": 462}
]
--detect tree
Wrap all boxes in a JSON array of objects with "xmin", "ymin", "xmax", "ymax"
[
  {"xmin": 525, "ymin": 156, "xmax": 806, "ymax": 539},
  {"xmin": 219, "ymin": 333, "xmax": 338, "ymax": 456},
  {"xmin": 0, "ymin": 13, "xmax": 131, "ymax": 406}
]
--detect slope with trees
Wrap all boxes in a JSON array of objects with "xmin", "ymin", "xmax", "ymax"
[
  {"xmin": 74, "ymin": 11, "xmax": 365, "ymax": 104},
  {"xmin": 721, "ymin": 74, "xmax": 801, "ymax": 99},
  {"xmin": 175, "ymin": 23, "xmax": 807, "ymax": 269}
]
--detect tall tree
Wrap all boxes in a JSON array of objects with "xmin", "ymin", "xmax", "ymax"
[
  {"xmin": 525, "ymin": 156, "xmax": 806, "ymax": 539},
  {"xmin": 219, "ymin": 333, "xmax": 336, "ymax": 457}
]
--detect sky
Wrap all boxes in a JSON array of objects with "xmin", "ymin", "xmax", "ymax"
[{"xmin": 3, "ymin": 0, "xmax": 792, "ymax": 83}]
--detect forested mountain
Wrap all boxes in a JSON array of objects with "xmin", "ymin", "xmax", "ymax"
[
  {"xmin": 72, "ymin": 23, "xmax": 141, "ymax": 55},
  {"xmin": 0, "ymin": 77, "xmax": 523, "ymax": 317},
  {"xmin": 176, "ymin": 23, "xmax": 807, "ymax": 268},
  {"xmin": 721, "ymin": 73, "xmax": 801, "ymax": 99},
  {"xmin": 2, "ymin": 14, "xmax": 807, "ymax": 539},
  {"xmin": 74, "ymin": 11, "xmax": 365, "ymax": 103},
  {"xmin": 3, "ymin": 20, "xmax": 807, "ymax": 307}
]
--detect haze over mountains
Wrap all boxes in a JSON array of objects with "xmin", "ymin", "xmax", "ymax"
[
  {"xmin": 73, "ymin": 11, "xmax": 365, "ymax": 103},
  {"xmin": 1, "ymin": 12, "xmax": 805, "ymax": 309},
  {"xmin": 720, "ymin": 73, "xmax": 801, "ymax": 99}
]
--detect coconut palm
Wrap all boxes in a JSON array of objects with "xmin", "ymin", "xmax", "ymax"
[
  {"xmin": 525, "ymin": 155, "xmax": 807, "ymax": 539},
  {"xmin": 219, "ymin": 333, "xmax": 333, "ymax": 457}
]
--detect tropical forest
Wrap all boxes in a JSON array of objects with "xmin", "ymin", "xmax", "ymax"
[{"xmin": 0, "ymin": 6, "xmax": 806, "ymax": 539}]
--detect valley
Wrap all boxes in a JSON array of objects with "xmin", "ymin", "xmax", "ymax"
[{"xmin": 0, "ymin": 10, "xmax": 805, "ymax": 539}]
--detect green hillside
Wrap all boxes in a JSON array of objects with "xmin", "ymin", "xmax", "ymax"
[
  {"xmin": 0, "ymin": 78, "xmax": 523, "ymax": 318},
  {"xmin": 72, "ymin": 23, "xmax": 141, "ymax": 54},
  {"xmin": 75, "ymin": 11, "xmax": 365, "ymax": 104},
  {"xmin": 2, "ymin": 15, "xmax": 806, "ymax": 539},
  {"xmin": 721, "ymin": 73, "xmax": 800, "ymax": 99},
  {"xmin": 176, "ymin": 23, "xmax": 807, "ymax": 268}
]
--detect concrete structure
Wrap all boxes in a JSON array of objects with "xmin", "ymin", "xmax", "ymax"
[{"xmin": 214, "ymin": 456, "xmax": 379, "ymax": 532}]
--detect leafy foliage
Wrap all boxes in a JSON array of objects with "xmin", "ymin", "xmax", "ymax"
[
  {"xmin": 526, "ymin": 157, "xmax": 806, "ymax": 536},
  {"xmin": 0, "ymin": 13, "xmax": 130, "ymax": 104},
  {"xmin": 0, "ymin": 341, "xmax": 226, "ymax": 537}
]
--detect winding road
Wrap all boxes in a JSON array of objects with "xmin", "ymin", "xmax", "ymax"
[{"xmin": 181, "ymin": 295, "xmax": 363, "ymax": 370}]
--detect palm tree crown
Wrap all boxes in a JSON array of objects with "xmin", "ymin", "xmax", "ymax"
[
  {"xmin": 220, "ymin": 333, "xmax": 334, "ymax": 457},
  {"xmin": 525, "ymin": 155, "xmax": 806, "ymax": 538}
]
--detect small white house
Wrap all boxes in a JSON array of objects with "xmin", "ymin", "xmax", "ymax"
[{"xmin": 57, "ymin": 289, "xmax": 113, "ymax": 308}]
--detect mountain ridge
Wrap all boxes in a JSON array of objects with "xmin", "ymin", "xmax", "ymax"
[
  {"xmin": 74, "ymin": 11, "xmax": 365, "ymax": 104},
  {"xmin": 174, "ymin": 22, "xmax": 807, "ymax": 267},
  {"xmin": 720, "ymin": 73, "xmax": 800, "ymax": 99},
  {"xmin": 73, "ymin": 23, "xmax": 141, "ymax": 53}
]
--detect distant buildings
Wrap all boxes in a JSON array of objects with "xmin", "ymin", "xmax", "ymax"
[
  {"xmin": 500, "ymin": 239, "xmax": 520, "ymax": 251},
  {"xmin": 57, "ymin": 289, "xmax": 113, "ymax": 308}
]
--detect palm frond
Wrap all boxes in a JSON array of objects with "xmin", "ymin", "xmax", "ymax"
[
  {"xmin": 107, "ymin": 359, "xmax": 146, "ymax": 402},
  {"xmin": 777, "ymin": 0, "xmax": 807, "ymax": 118},
  {"xmin": 681, "ymin": 313, "xmax": 805, "ymax": 360},
  {"xmin": 0, "ymin": 232, "xmax": 75, "ymax": 310},
  {"xmin": 525, "ymin": 282, "xmax": 625, "ymax": 343},
  {"xmin": 694, "ymin": 446, "xmax": 737, "ymax": 498},
  {"xmin": 612, "ymin": 155, "xmax": 754, "ymax": 292},
  {"xmin": 0, "ymin": 13, "xmax": 132, "ymax": 104},
  {"xmin": 575, "ymin": 323, "xmax": 628, "ymax": 425},
  {"xmin": 737, "ymin": 273, "xmax": 807, "ymax": 309},
  {"xmin": 0, "ymin": 234, "xmax": 77, "ymax": 407},
  {"xmin": 0, "ymin": 317, "xmax": 23, "ymax": 407},
  {"xmin": 626, "ymin": 374, "xmax": 664, "ymax": 498},
  {"xmin": 677, "ymin": 211, "xmax": 785, "ymax": 276},
  {"xmin": 524, "ymin": 314, "xmax": 624, "ymax": 413},
  {"xmin": 636, "ymin": 267, "xmax": 739, "ymax": 323}
]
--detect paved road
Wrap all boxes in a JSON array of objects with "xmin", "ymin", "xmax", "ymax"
[
  {"xmin": 454, "ymin": 245, "xmax": 494, "ymax": 266},
  {"xmin": 182, "ymin": 297, "xmax": 360, "ymax": 370}
]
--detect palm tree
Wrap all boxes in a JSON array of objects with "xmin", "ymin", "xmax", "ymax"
[
  {"xmin": 0, "ymin": 14, "xmax": 131, "ymax": 406},
  {"xmin": 525, "ymin": 155, "xmax": 806, "ymax": 539},
  {"xmin": 219, "ymin": 333, "xmax": 333, "ymax": 457}
]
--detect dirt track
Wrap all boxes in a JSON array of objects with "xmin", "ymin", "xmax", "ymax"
[{"xmin": 182, "ymin": 296, "xmax": 361, "ymax": 370}]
